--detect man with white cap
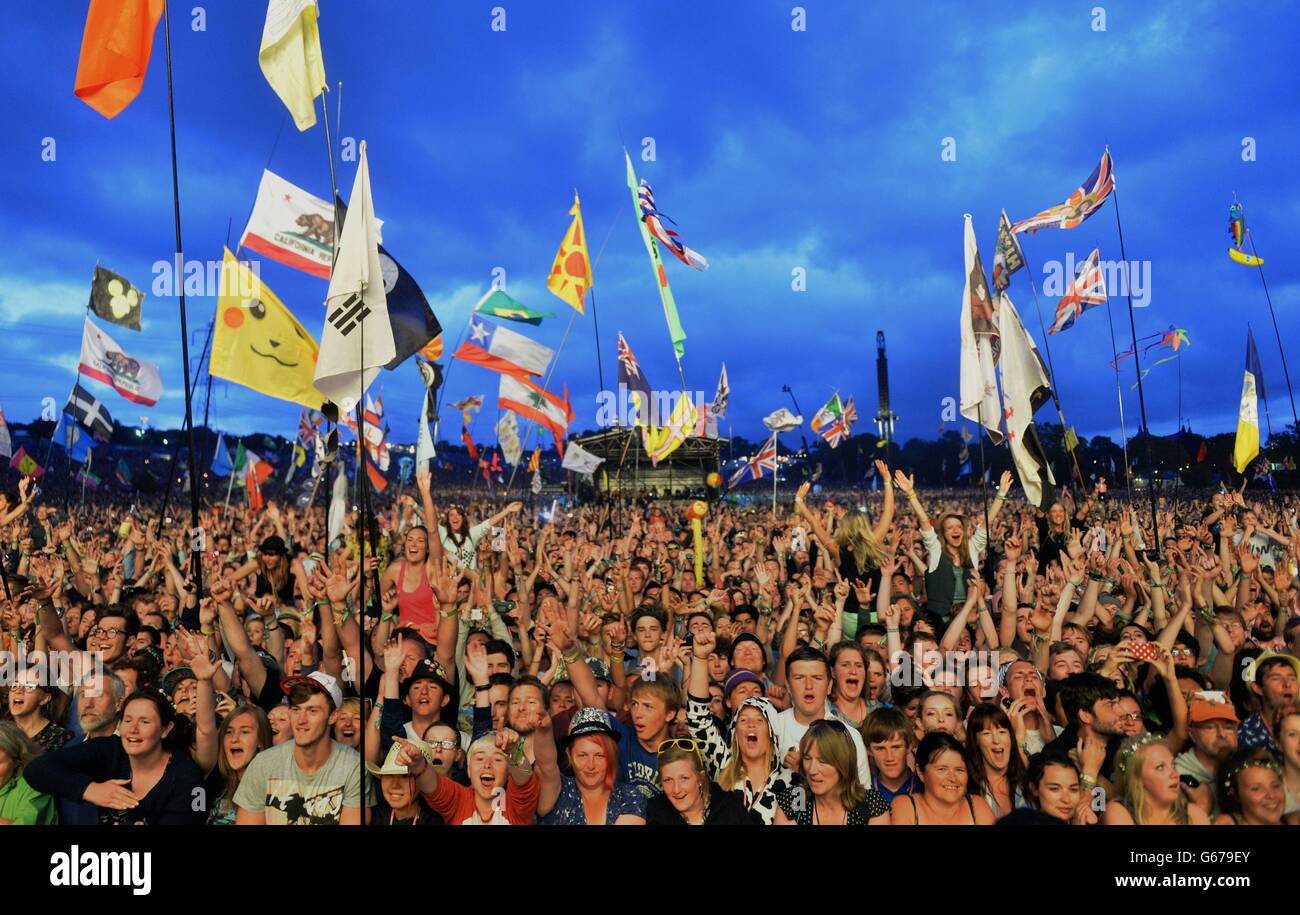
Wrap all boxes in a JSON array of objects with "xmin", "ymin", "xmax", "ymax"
[{"xmin": 234, "ymin": 671, "xmax": 375, "ymax": 825}]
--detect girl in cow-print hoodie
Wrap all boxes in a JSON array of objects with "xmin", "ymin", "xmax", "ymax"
[{"xmin": 686, "ymin": 693, "xmax": 795, "ymax": 825}]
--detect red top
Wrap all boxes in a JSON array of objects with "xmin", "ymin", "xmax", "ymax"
[
  {"xmin": 395, "ymin": 559, "xmax": 438, "ymax": 638},
  {"xmin": 423, "ymin": 771, "xmax": 540, "ymax": 825}
]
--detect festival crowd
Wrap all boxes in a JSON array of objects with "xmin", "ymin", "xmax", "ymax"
[{"xmin": 1, "ymin": 462, "xmax": 1298, "ymax": 828}]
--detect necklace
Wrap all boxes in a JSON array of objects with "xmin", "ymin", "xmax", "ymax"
[{"xmin": 813, "ymin": 798, "xmax": 846, "ymax": 825}]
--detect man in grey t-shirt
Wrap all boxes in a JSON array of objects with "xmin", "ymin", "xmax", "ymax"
[{"xmin": 235, "ymin": 672, "xmax": 374, "ymax": 825}]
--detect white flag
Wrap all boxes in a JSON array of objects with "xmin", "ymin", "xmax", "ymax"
[
  {"xmin": 315, "ymin": 141, "xmax": 395, "ymax": 413},
  {"xmin": 763, "ymin": 407, "xmax": 802, "ymax": 433},
  {"xmin": 996, "ymin": 292, "xmax": 1055, "ymax": 505},
  {"xmin": 960, "ymin": 214, "xmax": 1004, "ymax": 443},
  {"xmin": 416, "ymin": 360, "xmax": 438, "ymax": 468},
  {"xmin": 0, "ymin": 407, "xmax": 11, "ymax": 459},
  {"xmin": 561, "ymin": 440, "xmax": 604, "ymax": 476},
  {"xmin": 327, "ymin": 463, "xmax": 349, "ymax": 546},
  {"xmin": 78, "ymin": 317, "xmax": 164, "ymax": 407},
  {"xmin": 530, "ymin": 470, "xmax": 542, "ymax": 494},
  {"xmin": 497, "ymin": 411, "xmax": 523, "ymax": 466}
]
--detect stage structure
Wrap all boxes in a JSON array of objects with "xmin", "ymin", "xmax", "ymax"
[{"xmin": 571, "ymin": 427, "xmax": 725, "ymax": 496}]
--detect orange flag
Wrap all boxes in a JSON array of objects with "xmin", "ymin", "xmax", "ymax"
[
  {"xmin": 527, "ymin": 448, "xmax": 540, "ymax": 473},
  {"xmin": 546, "ymin": 192, "xmax": 593, "ymax": 314},
  {"xmin": 418, "ymin": 332, "xmax": 444, "ymax": 362},
  {"xmin": 74, "ymin": 0, "xmax": 166, "ymax": 119}
]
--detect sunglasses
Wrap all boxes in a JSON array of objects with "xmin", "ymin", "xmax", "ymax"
[
  {"xmin": 424, "ymin": 739, "xmax": 458, "ymax": 751},
  {"xmin": 657, "ymin": 738, "xmax": 704, "ymax": 759}
]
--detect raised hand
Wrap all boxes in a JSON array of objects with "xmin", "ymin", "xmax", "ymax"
[{"xmin": 892, "ymin": 470, "xmax": 915, "ymax": 495}]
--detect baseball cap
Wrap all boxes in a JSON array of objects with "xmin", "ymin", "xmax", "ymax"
[
  {"xmin": 161, "ymin": 666, "xmax": 196, "ymax": 696},
  {"xmin": 281, "ymin": 670, "xmax": 343, "ymax": 709},
  {"xmin": 1189, "ymin": 693, "xmax": 1238, "ymax": 725}
]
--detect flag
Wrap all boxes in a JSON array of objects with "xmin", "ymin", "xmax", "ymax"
[
  {"xmin": 711, "ymin": 364, "xmax": 730, "ymax": 419},
  {"xmin": 635, "ymin": 179, "xmax": 708, "ymax": 272},
  {"xmin": 810, "ymin": 394, "xmax": 846, "ymax": 446},
  {"xmin": 77, "ymin": 467, "xmax": 101, "ymax": 491},
  {"xmin": 240, "ymin": 171, "xmax": 385, "ymax": 279},
  {"xmin": 763, "ymin": 407, "xmax": 802, "ymax": 434},
  {"xmin": 211, "ymin": 434, "xmax": 233, "ymax": 476},
  {"xmin": 316, "ymin": 141, "xmax": 395, "ymax": 412},
  {"xmin": 528, "ymin": 448, "xmax": 540, "ymax": 473},
  {"xmin": 416, "ymin": 358, "xmax": 441, "ymax": 468},
  {"xmin": 547, "ymin": 192, "xmax": 593, "ymax": 314},
  {"xmin": 335, "ymin": 197, "xmax": 439, "ymax": 370},
  {"xmin": 626, "ymin": 152, "xmax": 687, "ymax": 360},
  {"xmin": 1063, "ymin": 426, "xmax": 1079, "ymax": 453},
  {"xmin": 78, "ymin": 317, "xmax": 163, "ymax": 406},
  {"xmin": 451, "ymin": 394, "xmax": 485, "ymax": 425},
  {"xmin": 462, "ymin": 425, "xmax": 479, "ymax": 462},
  {"xmin": 992, "ymin": 209, "xmax": 1025, "ymax": 292},
  {"xmin": 240, "ymin": 449, "xmax": 275, "ymax": 510},
  {"xmin": 728, "ymin": 434, "xmax": 777, "ymax": 488},
  {"xmin": 1235, "ymin": 329, "xmax": 1264, "ymax": 473},
  {"xmin": 363, "ymin": 444, "xmax": 388, "ymax": 493},
  {"xmin": 1048, "ymin": 248, "xmax": 1106, "ymax": 335},
  {"xmin": 0, "ymin": 408, "xmax": 11, "ymax": 460},
  {"xmin": 419, "ymin": 334, "xmax": 443, "ymax": 362},
  {"xmin": 453, "ymin": 316, "xmax": 552, "ymax": 380},
  {"xmin": 960, "ymin": 214, "xmax": 1003, "ymax": 444},
  {"xmin": 499, "ymin": 375, "xmax": 574, "ymax": 455},
  {"xmin": 114, "ymin": 458, "xmax": 132, "ymax": 487},
  {"xmin": 561, "ymin": 440, "xmax": 604, "ymax": 476},
  {"xmin": 1011, "ymin": 149, "xmax": 1115, "ymax": 235},
  {"xmin": 10, "ymin": 447, "xmax": 44, "ymax": 479},
  {"xmin": 531, "ymin": 469, "xmax": 543, "ymax": 494},
  {"xmin": 956, "ymin": 443, "xmax": 972, "ymax": 479},
  {"xmin": 997, "ymin": 293, "xmax": 1056, "ymax": 505},
  {"xmin": 327, "ymin": 463, "xmax": 347, "ymax": 545},
  {"xmin": 53, "ymin": 413, "xmax": 94, "ymax": 464},
  {"xmin": 617, "ymin": 332, "xmax": 655, "ymax": 426},
  {"xmin": 497, "ymin": 410, "xmax": 522, "ymax": 466},
  {"xmin": 212, "ymin": 247, "xmax": 324, "ymax": 409},
  {"xmin": 258, "ymin": 0, "xmax": 327, "ymax": 131},
  {"xmin": 1196, "ymin": 441, "xmax": 1208, "ymax": 463},
  {"xmin": 645, "ymin": 394, "xmax": 697, "ymax": 465},
  {"xmin": 73, "ymin": 0, "xmax": 165, "ymax": 119},
  {"xmin": 88, "ymin": 265, "xmax": 145, "ymax": 332},
  {"xmin": 65, "ymin": 383, "xmax": 115, "ymax": 443},
  {"xmin": 475, "ymin": 289, "xmax": 554, "ymax": 326},
  {"xmin": 1228, "ymin": 202, "xmax": 1264, "ymax": 267}
]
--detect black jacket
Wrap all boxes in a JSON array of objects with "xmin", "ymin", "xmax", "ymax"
[{"xmin": 646, "ymin": 782, "xmax": 762, "ymax": 826}]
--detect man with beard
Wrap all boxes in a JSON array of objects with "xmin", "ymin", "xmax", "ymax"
[
  {"xmin": 1176, "ymin": 694, "xmax": 1239, "ymax": 816},
  {"xmin": 234, "ymin": 672, "xmax": 372, "ymax": 824},
  {"xmin": 39, "ymin": 605, "xmax": 131, "ymax": 742},
  {"xmin": 1039, "ymin": 672, "xmax": 1126, "ymax": 796}
]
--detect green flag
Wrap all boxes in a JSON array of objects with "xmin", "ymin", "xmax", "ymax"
[
  {"xmin": 626, "ymin": 151, "xmax": 687, "ymax": 361},
  {"xmin": 474, "ymin": 289, "xmax": 554, "ymax": 326},
  {"xmin": 232, "ymin": 442, "xmax": 248, "ymax": 484}
]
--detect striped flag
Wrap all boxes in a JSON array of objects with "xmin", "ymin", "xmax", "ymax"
[
  {"xmin": 1048, "ymin": 248, "xmax": 1107, "ymax": 335},
  {"xmin": 453, "ymin": 316, "xmax": 552, "ymax": 380},
  {"xmin": 499, "ymin": 376, "xmax": 573, "ymax": 456},
  {"xmin": 728, "ymin": 434, "xmax": 778, "ymax": 488},
  {"xmin": 636, "ymin": 180, "xmax": 708, "ymax": 271},
  {"xmin": 1011, "ymin": 149, "xmax": 1115, "ymax": 235}
]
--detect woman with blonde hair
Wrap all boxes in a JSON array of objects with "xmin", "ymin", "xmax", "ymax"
[
  {"xmin": 1101, "ymin": 733, "xmax": 1210, "ymax": 825},
  {"xmin": 0, "ymin": 720, "xmax": 57, "ymax": 825},
  {"xmin": 646, "ymin": 739, "xmax": 759, "ymax": 825},
  {"xmin": 774, "ymin": 719, "xmax": 890, "ymax": 825},
  {"xmin": 794, "ymin": 460, "xmax": 894, "ymax": 632},
  {"xmin": 893, "ymin": 469, "xmax": 1014, "ymax": 620}
]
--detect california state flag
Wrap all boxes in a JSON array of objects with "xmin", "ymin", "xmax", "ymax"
[{"xmin": 498, "ymin": 375, "xmax": 574, "ymax": 456}]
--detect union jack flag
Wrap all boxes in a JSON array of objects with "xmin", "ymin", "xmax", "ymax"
[
  {"xmin": 822, "ymin": 396, "xmax": 858, "ymax": 447},
  {"xmin": 728, "ymin": 433, "xmax": 778, "ymax": 488},
  {"xmin": 1012, "ymin": 150, "xmax": 1115, "ymax": 235},
  {"xmin": 297, "ymin": 409, "xmax": 317, "ymax": 446},
  {"xmin": 1048, "ymin": 248, "xmax": 1107, "ymax": 335},
  {"xmin": 637, "ymin": 180, "xmax": 709, "ymax": 271}
]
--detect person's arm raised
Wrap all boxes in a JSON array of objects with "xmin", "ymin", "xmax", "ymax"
[
  {"xmin": 548, "ymin": 616, "xmax": 602, "ymax": 709},
  {"xmin": 793, "ymin": 482, "xmax": 840, "ymax": 565},
  {"xmin": 211, "ymin": 578, "xmax": 267, "ymax": 698},
  {"xmin": 189, "ymin": 638, "xmax": 222, "ymax": 774},
  {"xmin": 870, "ymin": 459, "xmax": 896, "ymax": 543}
]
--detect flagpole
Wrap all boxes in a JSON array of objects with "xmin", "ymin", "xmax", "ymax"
[
  {"xmin": 222, "ymin": 454, "xmax": 236, "ymax": 520},
  {"xmin": 975, "ymin": 403, "xmax": 991, "ymax": 536},
  {"xmin": 1102, "ymin": 294, "xmax": 1132, "ymax": 499},
  {"xmin": 505, "ymin": 310, "xmax": 579, "ymax": 495},
  {"xmin": 161, "ymin": 1, "xmax": 204, "ymax": 596},
  {"xmin": 771, "ymin": 435, "xmax": 779, "ymax": 513},
  {"xmin": 1109, "ymin": 161, "xmax": 1161, "ymax": 539},
  {"xmin": 1245, "ymin": 226, "xmax": 1299, "ymax": 431},
  {"xmin": 1248, "ymin": 323, "xmax": 1275, "ymax": 442},
  {"xmin": 1014, "ymin": 258, "xmax": 1085, "ymax": 499}
]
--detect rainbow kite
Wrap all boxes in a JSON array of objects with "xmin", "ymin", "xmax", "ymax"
[{"xmin": 1229, "ymin": 202, "xmax": 1264, "ymax": 266}]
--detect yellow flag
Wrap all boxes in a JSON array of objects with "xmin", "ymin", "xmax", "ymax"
[
  {"xmin": 643, "ymin": 394, "xmax": 698, "ymax": 465},
  {"xmin": 211, "ymin": 248, "xmax": 324, "ymax": 409},
  {"xmin": 546, "ymin": 192, "xmax": 592, "ymax": 314},
  {"xmin": 258, "ymin": 0, "xmax": 327, "ymax": 131}
]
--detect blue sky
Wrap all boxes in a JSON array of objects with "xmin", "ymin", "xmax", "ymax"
[{"xmin": 3, "ymin": 0, "xmax": 1298, "ymax": 453}]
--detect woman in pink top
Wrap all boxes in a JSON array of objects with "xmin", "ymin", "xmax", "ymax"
[{"xmin": 380, "ymin": 470, "xmax": 447, "ymax": 642}]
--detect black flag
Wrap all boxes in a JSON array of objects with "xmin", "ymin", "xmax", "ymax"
[
  {"xmin": 65, "ymin": 382, "xmax": 115, "ymax": 442},
  {"xmin": 89, "ymin": 265, "xmax": 145, "ymax": 331}
]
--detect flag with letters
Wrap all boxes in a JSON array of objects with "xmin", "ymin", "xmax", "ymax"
[
  {"xmin": 992, "ymin": 209, "xmax": 1024, "ymax": 292},
  {"xmin": 79, "ymin": 317, "xmax": 163, "ymax": 406}
]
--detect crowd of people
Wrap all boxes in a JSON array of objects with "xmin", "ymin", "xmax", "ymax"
[{"xmin": 1, "ymin": 462, "xmax": 1298, "ymax": 828}]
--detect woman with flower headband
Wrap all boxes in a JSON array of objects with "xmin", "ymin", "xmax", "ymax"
[
  {"xmin": 1274, "ymin": 705, "xmax": 1300, "ymax": 817},
  {"xmin": 1213, "ymin": 747, "xmax": 1288, "ymax": 825},
  {"xmin": 1101, "ymin": 733, "xmax": 1210, "ymax": 825},
  {"xmin": 646, "ymin": 738, "xmax": 760, "ymax": 825}
]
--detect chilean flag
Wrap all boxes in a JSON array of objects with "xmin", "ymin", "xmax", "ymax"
[{"xmin": 453, "ymin": 317, "xmax": 553, "ymax": 380}]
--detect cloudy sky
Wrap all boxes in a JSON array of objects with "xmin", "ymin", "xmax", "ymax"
[{"xmin": 3, "ymin": 0, "xmax": 1297, "ymax": 454}]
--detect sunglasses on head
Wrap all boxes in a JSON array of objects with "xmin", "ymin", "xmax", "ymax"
[{"xmin": 657, "ymin": 738, "xmax": 703, "ymax": 758}]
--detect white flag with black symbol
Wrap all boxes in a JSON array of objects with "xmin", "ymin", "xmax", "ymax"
[{"xmin": 315, "ymin": 141, "xmax": 395, "ymax": 412}]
